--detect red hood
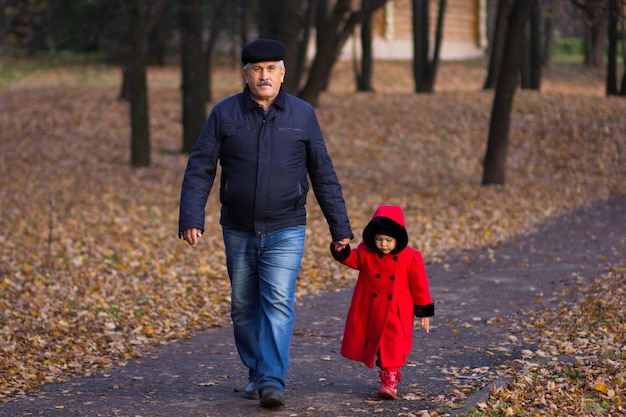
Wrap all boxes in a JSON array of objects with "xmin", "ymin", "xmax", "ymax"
[
  {"xmin": 371, "ymin": 205, "xmax": 406, "ymax": 227},
  {"xmin": 362, "ymin": 205, "xmax": 408, "ymax": 254}
]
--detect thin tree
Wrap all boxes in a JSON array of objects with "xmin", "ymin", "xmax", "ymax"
[
  {"xmin": 120, "ymin": 0, "xmax": 165, "ymax": 101},
  {"xmin": 356, "ymin": 0, "xmax": 375, "ymax": 92},
  {"xmin": 147, "ymin": 0, "xmax": 173, "ymax": 65},
  {"xmin": 293, "ymin": 1, "xmax": 316, "ymax": 91},
  {"xmin": 239, "ymin": 0, "xmax": 251, "ymax": 53},
  {"xmin": 484, "ymin": 0, "xmax": 513, "ymax": 90},
  {"xmin": 180, "ymin": 0, "xmax": 207, "ymax": 154},
  {"xmin": 128, "ymin": 0, "xmax": 150, "ymax": 167},
  {"xmin": 412, "ymin": 0, "xmax": 446, "ymax": 93},
  {"xmin": 298, "ymin": 0, "xmax": 387, "ymax": 106},
  {"xmin": 203, "ymin": 0, "xmax": 229, "ymax": 103},
  {"xmin": 521, "ymin": 0, "xmax": 541, "ymax": 90},
  {"xmin": 541, "ymin": 0, "xmax": 556, "ymax": 66},
  {"xmin": 605, "ymin": 0, "xmax": 626, "ymax": 96},
  {"xmin": 621, "ymin": 0, "xmax": 626, "ymax": 95},
  {"xmin": 529, "ymin": 0, "xmax": 541, "ymax": 88},
  {"xmin": 570, "ymin": 0, "xmax": 609, "ymax": 67},
  {"xmin": 482, "ymin": 0, "xmax": 534, "ymax": 185},
  {"xmin": 314, "ymin": 0, "xmax": 332, "ymax": 92},
  {"xmin": 607, "ymin": 0, "xmax": 618, "ymax": 95},
  {"xmin": 257, "ymin": 0, "xmax": 307, "ymax": 93}
]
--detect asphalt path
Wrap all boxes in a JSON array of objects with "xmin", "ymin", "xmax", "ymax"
[{"xmin": 1, "ymin": 194, "xmax": 624, "ymax": 417}]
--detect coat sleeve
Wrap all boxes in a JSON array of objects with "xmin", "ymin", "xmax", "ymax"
[
  {"xmin": 408, "ymin": 250, "xmax": 435, "ymax": 317},
  {"xmin": 330, "ymin": 242, "xmax": 364, "ymax": 271}
]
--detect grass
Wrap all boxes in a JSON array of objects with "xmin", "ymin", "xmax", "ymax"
[{"xmin": 0, "ymin": 59, "xmax": 42, "ymax": 89}]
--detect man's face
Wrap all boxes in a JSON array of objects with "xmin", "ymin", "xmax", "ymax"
[{"xmin": 243, "ymin": 61, "xmax": 285, "ymax": 104}]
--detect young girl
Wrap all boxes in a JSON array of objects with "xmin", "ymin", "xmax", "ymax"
[{"xmin": 331, "ymin": 205, "xmax": 434, "ymax": 399}]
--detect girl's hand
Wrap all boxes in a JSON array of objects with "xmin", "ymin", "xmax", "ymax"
[
  {"xmin": 421, "ymin": 317, "xmax": 431, "ymax": 333},
  {"xmin": 333, "ymin": 237, "xmax": 351, "ymax": 252}
]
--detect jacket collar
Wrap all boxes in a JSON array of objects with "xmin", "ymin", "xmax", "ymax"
[{"xmin": 243, "ymin": 85, "xmax": 287, "ymax": 112}]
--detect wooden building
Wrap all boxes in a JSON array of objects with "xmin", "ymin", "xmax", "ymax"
[{"xmin": 341, "ymin": 0, "xmax": 488, "ymax": 61}]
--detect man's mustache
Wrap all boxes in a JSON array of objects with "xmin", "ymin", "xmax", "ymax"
[{"xmin": 257, "ymin": 81, "xmax": 272, "ymax": 87}]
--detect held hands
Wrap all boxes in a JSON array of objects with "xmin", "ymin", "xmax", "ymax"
[
  {"xmin": 182, "ymin": 228, "xmax": 203, "ymax": 247},
  {"xmin": 332, "ymin": 237, "xmax": 351, "ymax": 252}
]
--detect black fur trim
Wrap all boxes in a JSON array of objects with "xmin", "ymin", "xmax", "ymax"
[
  {"xmin": 362, "ymin": 217, "xmax": 408, "ymax": 254},
  {"xmin": 414, "ymin": 303, "xmax": 435, "ymax": 317}
]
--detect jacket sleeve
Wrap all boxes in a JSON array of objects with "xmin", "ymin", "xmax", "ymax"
[
  {"xmin": 408, "ymin": 250, "xmax": 435, "ymax": 317},
  {"xmin": 303, "ymin": 107, "xmax": 353, "ymax": 242},
  {"xmin": 178, "ymin": 110, "xmax": 221, "ymax": 237}
]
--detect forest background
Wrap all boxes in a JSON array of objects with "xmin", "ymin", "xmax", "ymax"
[{"xmin": 0, "ymin": 1, "xmax": 625, "ymax": 416}]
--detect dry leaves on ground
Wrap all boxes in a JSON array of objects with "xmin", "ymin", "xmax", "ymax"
[
  {"xmin": 451, "ymin": 263, "xmax": 625, "ymax": 417},
  {"xmin": 0, "ymin": 59, "xmax": 625, "ymax": 408}
]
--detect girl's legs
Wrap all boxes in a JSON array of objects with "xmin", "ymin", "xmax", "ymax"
[{"xmin": 376, "ymin": 305, "xmax": 406, "ymax": 399}]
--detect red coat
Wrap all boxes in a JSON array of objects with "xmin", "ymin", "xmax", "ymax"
[{"xmin": 333, "ymin": 206, "xmax": 433, "ymax": 368}]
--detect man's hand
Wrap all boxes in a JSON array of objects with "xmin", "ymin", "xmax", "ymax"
[
  {"xmin": 333, "ymin": 237, "xmax": 351, "ymax": 252},
  {"xmin": 182, "ymin": 228, "xmax": 203, "ymax": 247}
]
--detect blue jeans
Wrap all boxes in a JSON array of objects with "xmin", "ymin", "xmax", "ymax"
[{"xmin": 222, "ymin": 226, "xmax": 306, "ymax": 392}]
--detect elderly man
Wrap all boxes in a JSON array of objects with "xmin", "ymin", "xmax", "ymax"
[{"xmin": 178, "ymin": 39, "xmax": 353, "ymax": 408}]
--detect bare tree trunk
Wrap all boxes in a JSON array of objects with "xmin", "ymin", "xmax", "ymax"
[
  {"xmin": 541, "ymin": 0, "xmax": 555, "ymax": 66},
  {"xmin": 239, "ymin": 0, "xmax": 250, "ymax": 49},
  {"xmin": 412, "ymin": 0, "xmax": 428, "ymax": 92},
  {"xmin": 428, "ymin": 0, "xmax": 446, "ymax": 90},
  {"xmin": 298, "ymin": 0, "xmax": 387, "ymax": 106},
  {"xmin": 571, "ymin": 0, "xmax": 609, "ymax": 67},
  {"xmin": 412, "ymin": 0, "xmax": 446, "ymax": 93},
  {"xmin": 521, "ymin": 0, "xmax": 541, "ymax": 90},
  {"xmin": 180, "ymin": 0, "xmax": 207, "ymax": 154},
  {"xmin": 204, "ymin": 0, "xmax": 229, "ymax": 103},
  {"xmin": 315, "ymin": 0, "xmax": 332, "ymax": 93},
  {"xmin": 146, "ymin": 0, "xmax": 167, "ymax": 65},
  {"xmin": 293, "ymin": 1, "xmax": 315, "ymax": 91},
  {"xmin": 621, "ymin": 0, "xmax": 626, "ymax": 95},
  {"xmin": 257, "ymin": 0, "xmax": 306, "ymax": 94},
  {"xmin": 357, "ymin": 0, "xmax": 375, "ymax": 92},
  {"xmin": 128, "ymin": 0, "xmax": 151, "ymax": 167},
  {"xmin": 483, "ymin": 0, "xmax": 512, "ymax": 90},
  {"xmin": 606, "ymin": 0, "xmax": 620, "ymax": 95},
  {"xmin": 587, "ymin": 20, "xmax": 608, "ymax": 67},
  {"xmin": 482, "ymin": 0, "xmax": 534, "ymax": 185},
  {"xmin": 120, "ymin": 65, "xmax": 132, "ymax": 101}
]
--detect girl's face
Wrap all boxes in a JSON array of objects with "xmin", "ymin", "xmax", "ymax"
[{"xmin": 374, "ymin": 234, "xmax": 397, "ymax": 254}]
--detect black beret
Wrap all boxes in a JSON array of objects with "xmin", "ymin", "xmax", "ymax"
[{"xmin": 242, "ymin": 39, "xmax": 286, "ymax": 65}]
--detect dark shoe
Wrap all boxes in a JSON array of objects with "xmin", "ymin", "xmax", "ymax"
[
  {"xmin": 259, "ymin": 386, "xmax": 285, "ymax": 408},
  {"xmin": 244, "ymin": 381, "xmax": 258, "ymax": 400}
]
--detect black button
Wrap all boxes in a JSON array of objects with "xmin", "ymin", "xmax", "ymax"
[
  {"xmin": 390, "ymin": 276, "xmax": 395, "ymax": 281},
  {"xmin": 375, "ymin": 274, "xmax": 381, "ymax": 278},
  {"xmin": 393, "ymin": 256, "xmax": 398, "ymax": 261},
  {"xmin": 387, "ymin": 295, "xmax": 392, "ymax": 300},
  {"xmin": 372, "ymin": 293, "xmax": 378, "ymax": 297}
]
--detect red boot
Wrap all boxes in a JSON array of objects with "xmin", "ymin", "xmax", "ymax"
[{"xmin": 377, "ymin": 368, "xmax": 401, "ymax": 400}]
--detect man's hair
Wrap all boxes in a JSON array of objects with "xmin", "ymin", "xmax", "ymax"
[{"xmin": 243, "ymin": 60, "xmax": 285, "ymax": 71}]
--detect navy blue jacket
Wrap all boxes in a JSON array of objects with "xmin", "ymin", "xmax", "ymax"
[{"xmin": 179, "ymin": 86, "xmax": 353, "ymax": 241}]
